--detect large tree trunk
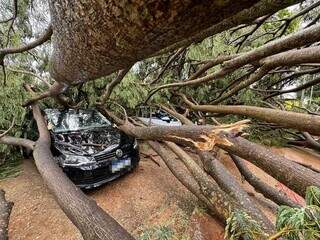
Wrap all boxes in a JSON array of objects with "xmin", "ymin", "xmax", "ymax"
[
  {"xmin": 229, "ymin": 154, "xmax": 301, "ymax": 208},
  {"xmin": 159, "ymin": 105, "xmax": 273, "ymax": 230},
  {"xmin": 147, "ymin": 141, "xmax": 217, "ymax": 214},
  {"xmin": 164, "ymin": 141, "xmax": 274, "ymax": 234},
  {"xmin": 198, "ymin": 151, "xmax": 273, "ymax": 222},
  {"xmin": 31, "ymin": 105, "xmax": 134, "ymax": 240},
  {"xmin": 48, "ymin": 0, "xmax": 300, "ymax": 83},
  {"xmin": 218, "ymin": 136, "xmax": 320, "ymax": 197}
]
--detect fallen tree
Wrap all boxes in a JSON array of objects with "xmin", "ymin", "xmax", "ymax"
[
  {"xmin": 181, "ymin": 94, "xmax": 320, "ymax": 136},
  {"xmin": 0, "ymin": 190, "xmax": 13, "ymax": 240},
  {"xmin": 0, "ymin": 101, "xmax": 134, "ymax": 240},
  {"xmin": 1, "ymin": 0, "xmax": 320, "ymax": 239},
  {"xmin": 217, "ymin": 135, "xmax": 320, "ymax": 197},
  {"xmin": 229, "ymin": 154, "xmax": 300, "ymax": 208}
]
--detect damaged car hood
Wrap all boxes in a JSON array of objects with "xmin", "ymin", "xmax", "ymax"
[{"xmin": 52, "ymin": 127, "xmax": 121, "ymax": 156}]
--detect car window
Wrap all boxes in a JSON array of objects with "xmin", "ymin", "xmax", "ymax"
[{"xmin": 45, "ymin": 109, "xmax": 111, "ymax": 132}]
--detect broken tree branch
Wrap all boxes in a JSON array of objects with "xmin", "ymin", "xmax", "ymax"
[
  {"xmin": 229, "ymin": 154, "xmax": 301, "ymax": 208},
  {"xmin": 217, "ymin": 135, "xmax": 320, "ymax": 197}
]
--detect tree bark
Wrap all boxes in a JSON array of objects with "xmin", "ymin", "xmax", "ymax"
[
  {"xmin": 48, "ymin": 0, "xmax": 287, "ymax": 83},
  {"xmin": 164, "ymin": 141, "xmax": 274, "ymax": 234},
  {"xmin": 183, "ymin": 97, "xmax": 320, "ymax": 136},
  {"xmin": 301, "ymin": 132, "xmax": 320, "ymax": 152},
  {"xmin": 0, "ymin": 190, "xmax": 13, "ymax": 240},
  {"xmin": 0, "ymin": 136, "xmax": 34, "ymax": 150},
  {"xmin": 147, "ymin": 141, "xmax": 217, "ymax": 214},
  {"xmin": 229, "ymin": 154, "xmax": 300, "ymax": 208},
  {"xmin": 100, "ymin": 106, "xmax": 248, "ymax": 151},
  {"xmin": 31, "ymin": 105, "xmax": 134, "ymax": 240},
  {"xmin": 218, "ymin": 136, "xmax": 320, "ymax": 197},
  {"xmin": 159, "ymin": 104, "xmax": 273, "ymax": 230},
  {"xmin": 198, "ymin": 151, "xmax": 274, "ymax": 221}
]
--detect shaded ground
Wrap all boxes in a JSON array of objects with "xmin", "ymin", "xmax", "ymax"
[{"xmin": 0, "ymin": 144, "xmax": 319, "ymax": 240}]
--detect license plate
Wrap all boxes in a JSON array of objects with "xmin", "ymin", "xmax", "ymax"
[{"xmin": 111, "ymin": 159, "xmax": 131, "ymax": 173}]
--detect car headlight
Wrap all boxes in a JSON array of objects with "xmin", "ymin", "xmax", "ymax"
[
  {"xmin": 63, "ymin": 155, "xmax": 94, "ymax": 166},
  {"xmin": 133, "ymin": 139, "xmax": 138, "ymax": 149}
]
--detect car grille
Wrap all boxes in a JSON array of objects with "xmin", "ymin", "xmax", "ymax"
[
  {"xmin": 94, "ymin": 151, "xmax": 116, "ymax": 161},
  {"xmin": 94, "ymin": 147, "xmax": 132, "ymax": 161}
]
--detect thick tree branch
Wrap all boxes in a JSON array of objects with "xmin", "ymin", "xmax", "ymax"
[
  {"xmin": 147, "ymin": 141, "xmax": 217, "ymax": 214},
  {"xmin": 182, "ymin": 94, "xmax": 320, "ymax": 136},
  {"xmin": 0, "ymin": 190, "xmax": 13, "ymax": 240},
  {"xmin": 147, "ymin": 24, "xmax": 320, "ymax": 101},
  {"xmin": 264, "ymin": 75, "xmax": 320, "ymax": 100},
  {"xmin": 31, "ymin": 104, "xmax": 134, "ymax": 240},
  {"xmin": 0, "ymin": 25, "xmax": 52, "ymax": 61},
  {"xmin": 0, "ymin": 136, "xmax": 34, "ymax": 150},
  {"xmin": 166, "ymin": 141, "xmax": 274, "ymax": 233},
  {"xmin": 217, "ymin": 135, "xmax": 320, "ymax": 197},
  {"xmin": 102, "ymin": 106, "xmax": 249, "ymax": 150},
  {"xmin": 301, "ymin": 132, "xmax": 320, "ymax": 152},
  {"xmin": 230, "ymin": 154, "xmax": 300, "ymax": 208}
]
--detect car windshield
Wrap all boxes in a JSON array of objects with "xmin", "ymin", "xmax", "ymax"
[{"xmin": 44, "ymin": 109, "xmax": 111, "ymax": 133}]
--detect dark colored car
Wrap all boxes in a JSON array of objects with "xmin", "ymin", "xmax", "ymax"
[{"xmin": 22, "ymin": 108, "xmax": 139, "ymax": 189}]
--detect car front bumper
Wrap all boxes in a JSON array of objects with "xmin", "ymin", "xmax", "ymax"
[{"xmin": 61, "ymin": 148, "xmax": 139, "ymax": 189}]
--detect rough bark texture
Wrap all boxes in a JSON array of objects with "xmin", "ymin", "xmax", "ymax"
[
  {"xmin": 0, "ymin": 136, "xmax": 34, "ymax": 150},
  {"xmin": 0, "ymin": 190, "xmax": 13, "ymax": 240},
  {"xmin": 48, "ymin": 0, "xmax": 262, "ymax": 83},
  {"xmin": 218, "ymin": 136, "xmax": 320, "ymax": 197},
  {"xmin": 160, "ymin": 104, "xmax": 273, "ymax": 230},
  {"xmin": 31, "ymin": 105, "xmax": 134, "ymax": 240},
  {"xmin": 147, "ymin": 141, "xmax": 217, "ymax": 214},
  {"xmin": 198, "ymin": 151, "xmax": 273, "ymax": 222},
  {"xmin": 184, "ymin": 101, "xmax": 320, "ymax": 136},
  {"xmin": 230, "ymin": 154, "xmax": 300, "ymax": 208},
  {"xmin": 165, "ymin": 141, "xmax": 274, "ymax": 234}
]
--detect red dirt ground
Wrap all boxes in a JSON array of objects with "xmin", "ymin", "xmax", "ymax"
[{"xmin": 0, "ymin": 145, "xmax": 319, "ymax": 240}]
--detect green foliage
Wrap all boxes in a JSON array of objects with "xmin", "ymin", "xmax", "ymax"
[
  {"xmin": 225, "ymin": 187, "xmax": 320, "ymax": 240},
  {"xmin": 138, "ymin": 226, "xmax": 174, "ymax": 240},
  {"xmin": 112, "ymin": 72, "xmax": 149, "ymax": 109},
  {"xmin": 275, "ymin": 186, "xmax": 320, "ymax": 240},
  {"xmin": 0, "ymin": 156, "xmax": 21, "ymax": 180},
  {"xmin": 0, "ymin": 74, "xmax": 27, "ymax": 178},
  {"xmin": 305, "ymin": 186, "xmax": 320, "ymax": 206},
  {"xmin": 225, "ymin": 210, "xmax": 267, "ymax": 240}
]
